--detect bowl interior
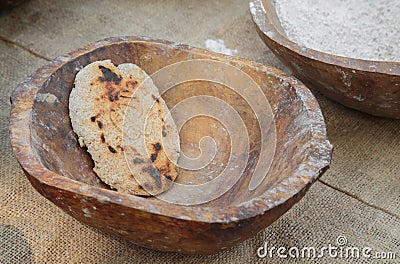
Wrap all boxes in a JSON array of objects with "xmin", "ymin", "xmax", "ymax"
[{"xmin": 30, "ymin": 40, "xmax": 315, "ymax": 208}]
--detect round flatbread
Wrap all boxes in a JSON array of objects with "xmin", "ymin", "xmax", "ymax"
[{"xmin": 69, "ymin": 60, "xmax": 179, "ymax": 196}]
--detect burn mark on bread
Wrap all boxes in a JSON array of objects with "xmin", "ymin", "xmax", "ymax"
[
  {"xmin": 142, "ymin": 166, "xmax": 161, "ymax": 187},
  {"xmin": 90, "ymin": 116, "xmax": 96, "ymax": 122},
  {"xmin": 153, "ymin": 142, "xmax": 162, "ymax": 151},
  {"xmin": 98, "ymin": 65, "xmax": 121, "ymax": 84},
  {"xmin": 103, "ymin": 84, "xmax": 120, "ymax": 102},
  {"xmin": 133, "ymin": 157, "xmax": 143, "ymax": 164},
  {"xmin": 109, "ymin": 94, "xmax": 119, "ymax": 101},
  {"xmin": 150, "ymin": 142, "xmax": 162, "ymax": 163},
  {"xmin": 126, "ymin": 80, "xmax": 138, "ymax": 88},
  {"xmin": 150, "ymin": 153, "xmax": 158, "ymax": 163},
  {"xmin": 166, "ymin": 175, "xmax": 173, "ymax": 181},
  {"xmin": 100, "ymin": 133, "xmax": 105, "ymax": 143},
  {"xmin": 108, "ymin": 145, "xmax": 117, "ymax": 153},
  {"xmin": 97, "ymin": 120, "xmax": 103, "ymax": 129},
  {"xmin": 162, "ymin": 125, "xmax": 167, "ymax": 137}
]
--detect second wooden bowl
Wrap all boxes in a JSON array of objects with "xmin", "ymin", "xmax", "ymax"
[{"xmin": 250, "ymin": 0, "xmax": 400, "ymax": 119}]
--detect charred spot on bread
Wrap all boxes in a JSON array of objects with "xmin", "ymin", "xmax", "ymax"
[
  {"xmin": 162, "ymin": 125, "xmax": 167, "ymax": 137},
  {"xmin": 100, "ymin": 133, "xmax": 105, "ymax": 143},
  {"xmin": 150, "ymin": 153, "xmax": 158, "ymax": 163},
  {"xmin": 126, "ymin": 80, "xmax": 138, "ymax": 88},
  {"xmin": 98, "ymin": 65, "xmax": 121, "ymax": 84},
  {"xmin": 97, "ymin": 120, "xmax": 103, "ymax": 129},
  {"xmin": 133, "ymin": 157, "xmax": 144, "ymax": 164},
  {"xmin": 104, "ymin": 85, "xmax": 121, "ymax": 102},
  {"xmin": 153, "ymin": 142, "xmax": 161, "ymax": 151},
  {"xmin": 109, "ymin": 94, "xmax": 119, "ymax": 101},
  {"xmin": 142, "ymin": 166, "xmax": 162, "ymax": 187},
  {"xmin": 108, "ymin": 145, "xmax": 117, "ymax": 153},
  {"xmin": 90, "ymin": 116, "xmax": 96, "ymax": 122}
]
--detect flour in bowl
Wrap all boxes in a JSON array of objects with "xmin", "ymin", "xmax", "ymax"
[{"xmin": 274, "ymin": 0, "xmax": 400, "ymax": 61}]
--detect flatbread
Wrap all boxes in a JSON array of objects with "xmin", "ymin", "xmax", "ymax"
[{"xmin": 69, "ymin": 60, "xmax": 179, "ymax": 196}]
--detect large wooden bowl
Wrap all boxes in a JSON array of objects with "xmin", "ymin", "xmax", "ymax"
[
  {"xmin": 9, "ymin": 36, "xmax": 332, "ymax": 254},
  {"xmin": 250, "ymin": 0, "xmax": 400, "ymax": 119}
]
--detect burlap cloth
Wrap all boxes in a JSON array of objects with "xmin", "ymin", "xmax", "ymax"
[{"xmin": 0, "ymin": 1, "xmax": 399, "ymax": 263}]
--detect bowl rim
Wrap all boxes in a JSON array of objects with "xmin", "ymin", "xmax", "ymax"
[
  {"xmin": 249, "ymin": 0, "xmax": 400, "ymax": 76},
  {"xmin": 9, "ymin": 36, "xmax": 333, "ymax": 223}
]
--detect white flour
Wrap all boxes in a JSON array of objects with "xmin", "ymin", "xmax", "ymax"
[
  {"xmin": 205, "ymin": 39, "xmax": 238, "ymax": 55},
  {"xmin": 274, "ymin": 0, "xmax": 400, "ymax": 62}
]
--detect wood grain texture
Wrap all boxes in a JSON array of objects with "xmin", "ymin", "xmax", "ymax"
[
  {"xmin": 250, "ymin": 0, "xmax": 400, "ymax": 119},
  {"xmin": 9, "ymin": 36, "xmax": 332, "ymax": 254}
]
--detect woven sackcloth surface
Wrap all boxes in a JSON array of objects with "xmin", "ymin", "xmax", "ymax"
[{"xmin": 0, "ymin": 1, "xmax": 399, "ymax": 263}]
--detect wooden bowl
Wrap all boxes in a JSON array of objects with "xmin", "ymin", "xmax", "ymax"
[
  {"xmin": 250, "ymin": 0, "xmax": 400, "ymax": 119},
  {"xmin": 0, "ymin": 0, "xmax": 27, "ymax": 9},
  {"xmin": 9, "ymin": 36, "xmax": 332, "ymax": 254}
]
